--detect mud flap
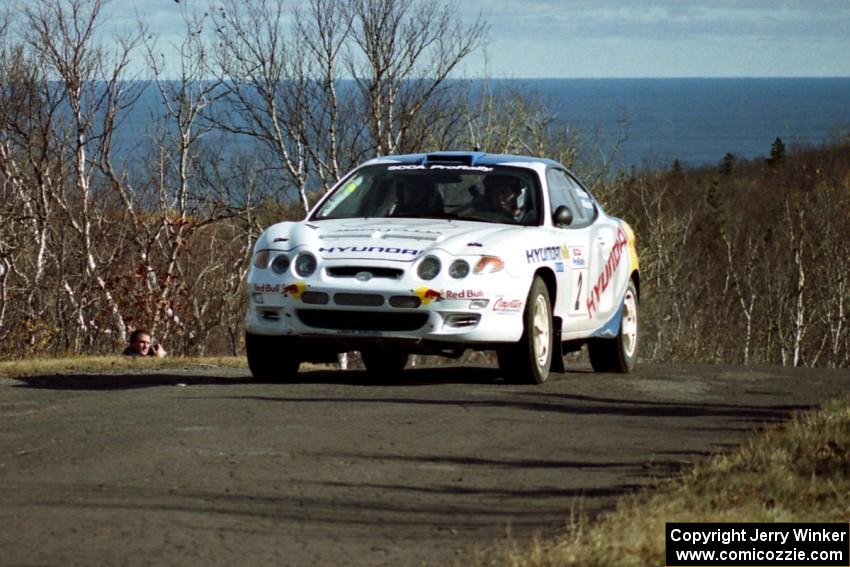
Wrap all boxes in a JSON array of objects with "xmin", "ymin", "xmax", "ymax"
[{"xmin": 551, "ymin": 317, "xmax": 565, "ymax": 373}]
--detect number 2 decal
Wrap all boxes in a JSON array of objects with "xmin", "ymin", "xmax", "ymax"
[
  {"xmin": 568, "ymin": 269, "xmax": 587, "ymax": 316},
  {"xmin": 574, "ymin": 272, "xmax": 583, "ymax": 310}
]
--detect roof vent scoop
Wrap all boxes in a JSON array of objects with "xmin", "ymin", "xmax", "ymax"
[{"xmin": 424, "ymin": 152, "xmax": 474, "ymax": 166}]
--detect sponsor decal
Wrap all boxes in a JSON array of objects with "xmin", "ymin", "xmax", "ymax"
[
  {"xmin": 570, "ymin": 246, "xmax": 587, "ymax": 267},
  {"xmin": 386, "ymin": 164, "xmax": 493, "ymax": 172},
  {"xmin": 414, "ymin": 287, "xmax": 442, "ymax": 304},
  {"xmin": 318, "ymin": 245, "xmax": 420, "ymax": 255},
  {"xmin": 331, "ymin": 227, "xmax": 441, "ymax": 235},
  {"xmin": 527, "ymin": 244, "xmax": 587, "ymax": 267},
  {"xmin": 493, "ymin": 298, "xmax": 523, "ymax": 312},
  {"xmin": 282, "ymin": 282, "xmax": 307, "ymax": 300},
  {"xmin": 443, "ymin": 289, "xmax": 484, "ymax": 299},
  {"xmin": 564, "ymin": 246, "xmax": 587, "ymax": 268},
  {"xmin": 430, "ymin": 164, "xmax": 493, "ymax": 172},
  {"xmin": 586, "ymin": 226, "xmax": 629, "ymax": 318},
  {"xmin": 526, "ymin": 245, "xmax": 562, "ymax": 264},
  {"xmin": 254, "ymin": 283, "xmax": 280, "ymax": 293}
]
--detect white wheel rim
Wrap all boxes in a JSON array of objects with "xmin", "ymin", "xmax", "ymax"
[
  {"xmin": 532, "ymin": 295, "xmax": 551, "ymax": 367},
  {"xmin": 621, "ymin": 288, "xmax": 638, "ymax": 357}
]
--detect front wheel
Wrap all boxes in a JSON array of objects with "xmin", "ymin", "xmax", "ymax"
[
  {"xmin": 588, "ymin": 280, "xmax": 638, "ymax": 373},
  {"xmin": 497, "ymin": 276, "xmax": 553, "ymax": 384},
  {"xmin": 245, "ymin": 333, "xmax": 300, "ymax": 381}
]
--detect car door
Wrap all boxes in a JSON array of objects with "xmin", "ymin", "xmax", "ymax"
[
  {"xmin": 571, "ymin": 174, "xmax": 629, "ymax": 329},
  {"xmin": 545, "ymin": 168, "xmax": 595, "ymax": 333}
]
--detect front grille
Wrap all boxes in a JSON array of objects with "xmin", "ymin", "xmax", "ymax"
[
  {"xmin": 326, "ymin": 266, "xmax": 403, "ymax": 279},
  {"xmin": 389, "ymin": 295, "xmax": 421, "ymax": 308},
  {"xmin": 301, "ymin": 291, "xmax": 330, "ymax": 305},
  {"xmin": 334, "ymin": 293, "xmax": 384, "ymax": 307},
  {"xmin": 296, "ymin": 310, "xmax": 429, "ymax": 331}
]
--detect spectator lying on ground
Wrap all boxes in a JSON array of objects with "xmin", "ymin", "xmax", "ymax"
[{"xmin": 123, "ymin": 329, "xmax": 167, "ymax": 358}]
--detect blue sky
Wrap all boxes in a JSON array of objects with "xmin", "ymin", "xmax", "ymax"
[{"xmin": 82, "ymin": 0, "xmax": 850, "ymax": 78}]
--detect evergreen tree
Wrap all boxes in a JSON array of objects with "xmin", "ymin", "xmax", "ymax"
[
  {"xmin": 720, "ymin": 152, "xmax": 737, "ymax": 175},
  {"xmin": 767, "ymin": 137, "xmax": 786, "ymax": 166}
]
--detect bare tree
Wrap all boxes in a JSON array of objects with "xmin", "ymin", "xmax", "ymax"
[
  {"xmin": 211, "ymin": 0, "xmax": 313, "ymax": 214},
  {"xmin": 210, "ymin": 0, "xmax": 485, "ymax": 216},
  {"xmin": 138, "ymin": 5, "xmax": 226, "ymax": 342},
  {"xmin": 347, "ymin": 0, "xmax": 486, "ymax": 155},
  {"xmin": 0, "ymin": 6, "xmax": 71, "ymax": 352},
  {"xmin": 293, "ymin": 0, "xmax": 357, "ymax": 190},
  {"xmin": 23, "ymin": 0, "xmax": 143, "ymax": 348},
  {"xmin": 721, "ymin": 230, "xmax": 761, "ymax": 365}
]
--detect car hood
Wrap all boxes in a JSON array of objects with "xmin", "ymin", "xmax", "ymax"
[{"xmin": 258, "ymin": 218, "xmax": 524, "ymax": 261}]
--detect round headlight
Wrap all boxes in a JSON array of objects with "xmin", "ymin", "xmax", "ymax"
[
  {"xmin": 253, "ymin": 249, "xmax": 271, "ymax": 269},
  {"xmin": 417, "ymin": 256, "xmax": 441, "ymax": 280},
  {"xmin": 294, "ymin": 252, "xmax": 317, "ymax": 277},
  {"xmin": 448, "ymin": 259, "xmax": 470, "ymax": 279},
  {"xmin": 271, "ymin": 254, "xmax": 290, "ymax": 274}
]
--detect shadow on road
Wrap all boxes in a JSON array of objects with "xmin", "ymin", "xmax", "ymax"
[
  {"xmin": 221, "ymin": 390, "xmax": 811, "ymax": 424},
  {"xmin": 8, "ymin": 367, "xmax": 813, "ymax": 428},
  {"xmin": 8, "ymin": 365, "xmax": 503, "ymax": 391},
  {"xmin": 10, "ymin": 373, "xmax": 253, "ymax": 391}
]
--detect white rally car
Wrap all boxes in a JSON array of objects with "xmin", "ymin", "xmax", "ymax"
[{"xmin": 245, "ymin": 152, "xmax": 639, "ymax": 383}]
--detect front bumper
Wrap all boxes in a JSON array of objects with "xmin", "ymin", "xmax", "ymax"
[{"xmin": 244, "ymin": 266, "xmax": 528, "ymax": 344}]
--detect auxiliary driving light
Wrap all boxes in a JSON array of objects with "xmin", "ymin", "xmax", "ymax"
[
  {"xmin": 294, "ymin": 252, "xmax": 317, "ymax": 277},
  {"xmin": 448, "ymin": 259, "xmax": 470, "ymax": 279},
  {"xmin": 417, "ymin": 256, "xmax": 441, "ymax": 280},
  {"xmin": 271, "ymin": 254, "xmax": 290, "ymax": 274}
]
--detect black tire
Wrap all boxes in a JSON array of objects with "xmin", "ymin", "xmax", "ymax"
[
  {"xmin": 497, "ymin": 276, "xmax": 553, "ymax": 384},
  {"xmin": 245, "ymin": 333, "xmax": 300, "ymax": 381},
  {"xmin": 588, "ymin": 280, "xmax": 638, "ymax": 373},
  {"xmin": 361, "ymin": 347, "xmax": 409, "ymax": 380}
]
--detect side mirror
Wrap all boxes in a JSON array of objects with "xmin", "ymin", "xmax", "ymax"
[{"xmin": 553, "ymin": 205, "xmax": 573, "ymax": 227}]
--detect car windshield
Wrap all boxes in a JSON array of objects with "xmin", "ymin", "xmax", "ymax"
[{"xmin": 312, "ymin": 164, "xmax": 541, "ymax": 226}]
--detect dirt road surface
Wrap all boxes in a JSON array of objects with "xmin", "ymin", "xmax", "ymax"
[{"xmin": 1, "ymin": 362, "xmax": 848, "ymax": 566}]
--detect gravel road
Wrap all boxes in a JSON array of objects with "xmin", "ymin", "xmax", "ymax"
[{"xmin": 1, "ymin": 362, "xmax": 848, "ymax": 566}]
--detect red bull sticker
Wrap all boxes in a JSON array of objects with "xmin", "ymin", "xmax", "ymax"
[
  {"xmin": 414, "ymin": 287, "xmax": 442, "ymax": 304},
  {"xmin": 443, "ymin": 289, "xmax": 484, "ymax": 299},
  {"xmin": 282, "ymin": 282, "xmax": 307, "ymax": 300}
]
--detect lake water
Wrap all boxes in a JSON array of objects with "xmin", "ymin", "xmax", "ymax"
[
  {"xmin": 124, "ymin": 78, "xmax": 850, "ymax": 171},
  {"xmin": 513, "ymin": 77, "xmax": 850, "ymax": 169}
]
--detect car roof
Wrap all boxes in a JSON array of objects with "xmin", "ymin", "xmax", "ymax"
[{"xmin": 366, "ymin": 151, "xmax": 565, "ymax": 169}]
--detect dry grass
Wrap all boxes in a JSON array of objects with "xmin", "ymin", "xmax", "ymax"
[
  {"xmin": 494, "ymin": 397, "xmax": 850, "ymax": 566},
  {"xmin": 0, "ymin": 355, "xmax": 248, "ymax": 379}
]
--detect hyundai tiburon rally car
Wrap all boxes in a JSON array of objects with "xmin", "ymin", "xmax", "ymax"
[{"xmin": 245, "ymin": 152, "xmax": 639, "ymax": 383}]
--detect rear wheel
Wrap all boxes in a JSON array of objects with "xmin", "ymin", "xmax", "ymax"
[
  {"xmin": 245, "ymin": 333, "xmax": 300, "ymax": 381},
  {"xmin": 361, "ymin": 348, "xmax": 409, "ymax": 380},
  {"xmin": 497, "ymin": 276, "xmax": 553, "ymax": 384},
  {"xmin": 588, "ymin": 280, "xmax": 638, "ymax": 373}
]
